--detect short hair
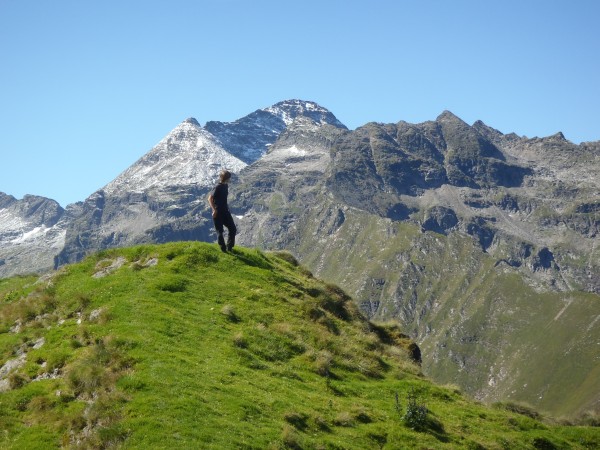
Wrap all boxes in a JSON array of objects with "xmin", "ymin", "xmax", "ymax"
[{"xmin": 219, "ymin": 170, "xmax": 232, "ymax": 183}]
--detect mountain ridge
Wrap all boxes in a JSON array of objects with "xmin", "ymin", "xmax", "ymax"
[{"xmin": 1, "ymin": 99, "xmax": 598, "ymax": 420}]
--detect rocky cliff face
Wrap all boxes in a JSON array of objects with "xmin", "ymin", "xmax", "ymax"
[
  {"xmin": 326, "ymin": 112, "xmax": 532, "ymax": 221},
  {"xmin": 0, "ymin": 193, "xmax": 68, "ymax": 278}
]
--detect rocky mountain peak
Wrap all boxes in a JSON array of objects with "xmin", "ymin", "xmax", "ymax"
[
  {"xmin": 549, "ymin": 131, "xmax": 567, "ymax": 142},
  {"xmin": 472, "ymin": 119, "xmax": 501, "ymax": 134},
  {"xmin": 0, "ymin": 194, "xmax": 64, "ymax": 228},
  {"xmin": 103, "ymin": 119, "xmax": 245, "ymax": 196},
  {"xmin": 0, "ymin": 193, "xmax": 67, "ymax": 278},
  {"xmin": 472, "ymin": 119, "xmax": 510, "ymax": 144},
  {"xmin": 265, "ymin": 99, "xmax": 347, "ymax": 129},
  {"xmin": 183, "ymin": 117, "xmax": 201, "ymax": 126},
  {"xmin": 436, "ymin": 110, "xmax": 466, "ymax": 125},
  {"xmin": 205, "ymin": 99, "xmax": 346, "ymax": 164},
  {"xmin": 0, "ymin": 192, "xmax": 17, "ymax": 209}
]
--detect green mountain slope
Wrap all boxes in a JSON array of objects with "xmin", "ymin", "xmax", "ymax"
[
  {"xmin": 1, "ymin": 242, "xmax": 598, "ymax": 449},
  {"xmin": 290, "ymin": 203, "xmax": 600, "ymax": 419}
]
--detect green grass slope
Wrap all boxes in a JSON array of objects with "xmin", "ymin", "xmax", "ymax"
[
  {"xmin": 294, "ymin": 205, "xmax": 600, "ymax": 419},
  {"xmin": 0, "ymin": 242, "xmax": 598, "ymax": 449}
]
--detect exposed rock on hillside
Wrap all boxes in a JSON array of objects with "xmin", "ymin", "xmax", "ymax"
[{"xmin": 421, "ymin": 206, "xmax": 458, "ymax": 234}]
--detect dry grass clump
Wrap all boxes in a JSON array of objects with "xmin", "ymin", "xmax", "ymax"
[
  {"xmin": 314, "ymin": 350, "xmax": 333, "ymax": 377},
  {"xmin": 333, "ymin": 411, "xmax": 354, "ymax": 427},
  {"xmin": 271, "ymin": 321, "xmax": 294, "ymax": 337},
  {"xmin": 220, "ymin": 304, "xmax": 240, "ymax": 322},
  {"xmin": 65, "ymin": 337, "xmax": 132, "ymax": 399},
  {"xmin": 270, "ymin": 251, "xmax": 300, "ymax": 267},
  {"xmin": 283, "ymin": 411, "xmax": 308, "ymax": 430},
  {"xmin": 493, "ymin": 401, "xmax": 542, "ymax": 420},
  {"xmin": 280, "ymin": 424, "xmax": 303, "ymax": 449},
  {"xmin": 0, "ymin": 290, "xmax": 58, "ymax": 331},
  {"xmin": 232, "ymin": 331, "xmax": 247, "ymax": 348}
]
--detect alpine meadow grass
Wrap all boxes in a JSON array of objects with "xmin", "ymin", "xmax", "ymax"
[{"xmin": 0, "ymin": 242, "xmax": 598, "ymax": 449}]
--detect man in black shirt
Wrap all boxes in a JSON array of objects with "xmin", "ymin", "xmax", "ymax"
[{"xmin": 208, "ymin": 169, "xmax": 237, "ymax": 252}]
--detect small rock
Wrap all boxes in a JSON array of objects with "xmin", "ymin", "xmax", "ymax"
[
  {"xmin": 33, "ymin": 368, "xmax": 60, "ymax": 382},
  {"xmin": 145, "ymin": 257, "xmax": 158, "ymax": 267},
  {"xmin": 89, "ymin": 308, "xmax": 103, "ymax": 322},
  {"xmin": 93, "ymin": 257, "xmax": 127, "ymax": 278},
  {"xmin": 9, "ymin": 320, "xmax": 22, "ymax": 333},
  {"xmin": 32, "ymin": 337, "xmax": 45, "ymax": 349}
]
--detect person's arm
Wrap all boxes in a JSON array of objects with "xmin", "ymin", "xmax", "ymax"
[{"xmin": 208, "ymin": 193, "xmax": 217, "ymax": 218}]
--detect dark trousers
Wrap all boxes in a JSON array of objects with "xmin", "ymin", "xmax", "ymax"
[{"xmin": 213, "ymin": 210, "xmax": 237, "ymax": 250}]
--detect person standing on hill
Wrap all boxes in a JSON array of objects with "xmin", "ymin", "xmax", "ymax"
[{"xmin": 208, "ymin": 169, "xmax": 237, "ymax": 252}]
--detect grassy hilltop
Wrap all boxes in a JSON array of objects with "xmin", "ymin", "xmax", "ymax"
[{"xmin": 0, "ymin": 242, "xmax": 598, "ymax": 449}]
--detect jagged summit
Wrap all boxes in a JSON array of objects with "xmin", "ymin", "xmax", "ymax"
[
  {"xmin": 549, "ymin": 131, "xmax": 567, "ymax": 141},
  {"xmin": 472, "ymin": 119, "xmax": 501, "ymax": 132},
  {"xmin": 471, "ymin": 119, "xmax": 512, "ymax": 144},
  {"xmin": 265, "ymin": 99, "xmax": 347, "ymax": 129},
  {"xmin": 436, "ymin": 110, "xmax": 467, "ymax": 125},
  {"xmin": 205, "ymin": 99, "xmax": 347, "ymax": 164},
  {"xmin": 527, "ymin": 131, "xmax": 573, "ymax": 144}
]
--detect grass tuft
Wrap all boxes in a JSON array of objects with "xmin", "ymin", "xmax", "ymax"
[
  {"xmin": 281, "ymin": 424, "xmax": 303, "ymax": 449},
  {"xmin": 232, "ymin": 331, "xmax": 247, "ymax": 348},
  {"xmin": 494, "ymin": 401, "xmax": 543, "ymax": 420},
  {"xmin": 221, "ymin": 304, "xmax": 239, "ymax": 322},
  {"xmin": 283, "ymin": 411, "xmax": 309, "ymax": 430},
  {"xmin": 271, "ymin": 251, "xmax": 300, "ymax": 267},
  {"xmin": 334, "ymin": 411, "xmax": 355, "ymax": 427}
]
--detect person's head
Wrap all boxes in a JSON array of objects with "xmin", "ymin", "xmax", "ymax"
[{"xmin": 219, "ymin": 169, "xmax": 232, "ymax": 183}]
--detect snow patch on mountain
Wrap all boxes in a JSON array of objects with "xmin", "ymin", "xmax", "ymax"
[
  {"xmin": 10, "ymin": 225, "xmax": 50, "ymax": 244},
  {"xmin": 0, "ymin": 208, "xmax": 27, "ymax": 240},
  {"xmin": 277, "ymin": 145, "xmax": 307, "ymax": 157},
  {"xmin": 103, "ymin": 119, "xmax": 246, "ymax": 196},
  {"xmin": 258, "ymin": 140, "xmax": 331, "ymax": 176},
  {"xmin": 0, "ymin": 214, "xmax": 61, "ymax": 242},
  {"xmin": 0, "ymin": 207, "xmax": 61, "ymax": 245}
]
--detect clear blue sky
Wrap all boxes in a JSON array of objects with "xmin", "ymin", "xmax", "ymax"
[{"xmin": 1, "ymin": 0, "xmax": 599, "ymax": 207}]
